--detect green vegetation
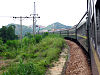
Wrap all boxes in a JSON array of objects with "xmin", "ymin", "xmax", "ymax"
[
  {"xmin": 0, "ymin": 33, "xmax": 66, "ymax": 75},
  {"xmin": 0, "ymin": 25, "xmax": 18, "ymax": 43}
]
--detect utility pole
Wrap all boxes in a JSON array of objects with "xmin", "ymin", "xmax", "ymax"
[
  {"xmin": 13, "ymin": 15, "xmax": 40, "ymax": 49},
  {"xmin": 30, "ymin": 2, "xmax": 40, "ymax": 36},
  {"xmin": 13, "ymin": 16, "xmax": 30, "ymax": 50},
  {"xmin": 13, "ymin": 2, "xmax": 40, "ymax": 49}
]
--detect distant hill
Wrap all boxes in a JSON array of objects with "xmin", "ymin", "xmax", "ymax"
[
  {"xmin": 41, "ymin": 22, "xmax": 72, "ymax": 31},
  {"xmin": 7, "ymin": 24, "xmax": 33, "ymax": 35},
  {"xmin": 7, "ymin": 22, "xmax": 72, "ymax": 35}
]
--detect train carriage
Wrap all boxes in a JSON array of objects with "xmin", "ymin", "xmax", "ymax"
[
  {"xmin": 68, "ymin": 27, "xmax": 76, "ymax": 39},
  {"xmin": 47, "ymin": 0, "xmax": 100, "ymax": 74},
  {"xmin": 89, "ymin": 0, "xmax": 100, "ymax": 75},
  {"xmin": 63, "ymin": 0, "xmax": 100, "ymax": 74},
  {"xmin": 77, "ymin": 21, "xmax": 88, "ymax": 51}
]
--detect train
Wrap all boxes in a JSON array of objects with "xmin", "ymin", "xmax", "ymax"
[{"xmin": 49, "ymin": 0, "xmax": 100, "ymax": 74}]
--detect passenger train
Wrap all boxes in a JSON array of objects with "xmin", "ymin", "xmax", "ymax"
[{"xmin": 50, "ymin": 0, "xmax": 100, "ymax": 74}]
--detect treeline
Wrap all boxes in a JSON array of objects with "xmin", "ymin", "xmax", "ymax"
[{"xmin": 0, "ymin": 25, "xmax": 18, "ymax": 43}]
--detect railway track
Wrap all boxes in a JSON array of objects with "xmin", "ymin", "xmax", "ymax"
[{"xmin": 66, "ymin": 40, "xmax": 91, "ymax": 75}]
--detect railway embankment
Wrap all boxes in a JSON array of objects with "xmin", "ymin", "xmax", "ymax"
[
  {"xmin": 66, "ymin": 40, "xmax": 91, "ymax": 75},
  {"xmin": 46, "ymin": 47, "xmax": 68, "ymax": 75}
]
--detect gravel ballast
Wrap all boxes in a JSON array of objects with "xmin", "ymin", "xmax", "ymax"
[{"xmin": 66, "ymin": 40, "xmax": 91, "ymax": 75}]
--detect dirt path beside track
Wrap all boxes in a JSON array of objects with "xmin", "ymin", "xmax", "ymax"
[
  {"xmin": 66, "ymin": 40, "xmax": 91, "ymax": 75},
  {"xmin": 46, "ymin": 47, "xmax": 68, "ymax": 75}
]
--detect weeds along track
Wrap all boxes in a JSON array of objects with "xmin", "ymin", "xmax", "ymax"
[
  {"xmin": 46, "ymin": 48, "xmax": 68, "ymax": 75},
  {"xmin": 66, "ymin": 40, "xmax": 91, "ymax": 75}
]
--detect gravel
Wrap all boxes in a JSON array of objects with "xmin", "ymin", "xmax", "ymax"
[{"xmin": 66, "ymin": 40, "xmax": 91, "ymax": 75}]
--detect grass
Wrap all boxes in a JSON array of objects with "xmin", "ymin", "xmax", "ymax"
[
  {"xmin": 0, "ymin": 34, "xmax": 66, "ymax": 75},
  {"xmin": 2, "ymin": 59, "xmax": 44, "ymax": 75}
]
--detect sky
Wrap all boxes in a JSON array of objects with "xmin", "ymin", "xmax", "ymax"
[{"xmin": 0, "ymin": 0, "xmax": 87, "ymax": 28}]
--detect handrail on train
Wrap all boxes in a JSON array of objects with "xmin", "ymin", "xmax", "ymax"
[
  {"xmin": 76, "ymin": 11, "xmax": 88, "ymax": 27},
  {"xmin": 67, "ymin": 11, "xmax": 88, "ymax": 30}
]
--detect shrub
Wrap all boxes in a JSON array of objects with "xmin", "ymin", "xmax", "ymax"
[
  {"xmin": 35, "ymin": 34, "xmax": 42, "ymax": 43},
  {"xmin": 0, "ymin": 44, "xmax": 7, "ymax": 52},
  {"xmin": 22, "ymin": 37, "xmax": 30, "ymax": 46},
  {"xmin": 0, "ymin": 38, "xmax": 7, "ymax": 52},
  {"xmin": 6, "ymin": 40, "xmax": 20, "ymax": 49},
  {"xmin": 22, "ymin": 37, "xmax": 36, "ymax": 46},
  {"xmin": 42, "ymin": 32, "xmax": 48, "ymax": 38},
  {"xmin": 2, "ymin": 59, "xmax": 45, "ymax": 75},
  {"xmin": 24, "ymin": 32, "xmax": 33, "ymax": 38},
  {"xmin": 29, "ymin": 38, "xmax": 36, "ymax": 45},
  {"xmin": 3, "ymin": 51, "xmax": 17, "ymax": 59}
]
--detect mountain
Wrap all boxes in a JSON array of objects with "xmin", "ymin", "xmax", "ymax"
[
  {"xmin": 7, "ymin": 22, "xmax": 72, "ymax": 35},
  {"xmin": 7, "ymin": 24, "xmax": 46, "ymax": 35},
  {"xmin": 7, "ymin": 24, "xmax": 33, "ymax": 35},
  {"xmin": 41, "ymin": 22, "xmax": 72, "ymax": 31}
]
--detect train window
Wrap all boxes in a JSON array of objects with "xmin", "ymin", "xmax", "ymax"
[
  {"xmin": 96, "ymin": 8, "xmax": 100, "ymax": 49},
  {"xmin": 91, "ymin": 18, "xmax": 95, "ymax": 44}
]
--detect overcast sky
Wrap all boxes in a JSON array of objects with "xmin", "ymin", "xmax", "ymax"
[{"xmin": 0, "ymin": 0, "xmax": 87, "ymax": 28}]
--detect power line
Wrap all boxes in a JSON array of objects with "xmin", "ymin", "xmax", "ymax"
[
  {"xmin": 0, "ymin": 1, "xmax": 40, "ymax": 38},
  {"xmin": 0, "ymin": 16, "xmax": 13, "ymax": 18},
  {"xmin": 30, "ymin": 2, "xmax": 40, "ymax": 36}
]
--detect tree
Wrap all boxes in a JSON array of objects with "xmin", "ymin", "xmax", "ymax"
[
  {"xmin": 0, "ymin": 38, "xmax": 7, "ymax": 52},
  {"xmin": 24, "ymin": 32, "xmax": 33, "ymax": 38},
  {"xmin": 7, "ymin": 25, "xmax": 16, "ymax": 40},
  {"xmin": 0, "ymin": 25, "xmax": 17, "ymax": 43},
  {"xmin": 0, "ymin": 26, "xmax": 7, "ymax": 42}
]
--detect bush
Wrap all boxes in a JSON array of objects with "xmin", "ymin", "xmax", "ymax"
[
  {"xmin": 0, "ymin": 38, "xmax": 7, "ymax": 52},
  {"xmin": 30, "ymin": 38, "xmax": 36, "ymax": 44},
  {"xmin": 6, "ymin": 40, "xmax": 20, "ymax": 49},
  {"xmin": 2, "ymin": 60, "xmax": 45, "ymax": 75},
  {"xmin": 17, "ymin": 53, "xmax": 34, "ymax": 60},
  {"xmin": 42, "ymin": 32, "xmax": 48, "ymax": 38},
  {"xmin": 22, "ymin": 37, "xmax": 30, "ymax": 46},
  {"xmin": 24, "ymin": 32, "xmax": 33, "ymax": 38},
  {"xmin": 2, "ymin": 51, "xmax": 17, "ymax": 59},
  {"xmin": 22, "ymin": 37, "xmax": 36, "ymax": 45},
  {"xmin": 35, "ymin": 34, "xmax": 42, "ymax": 43}
]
